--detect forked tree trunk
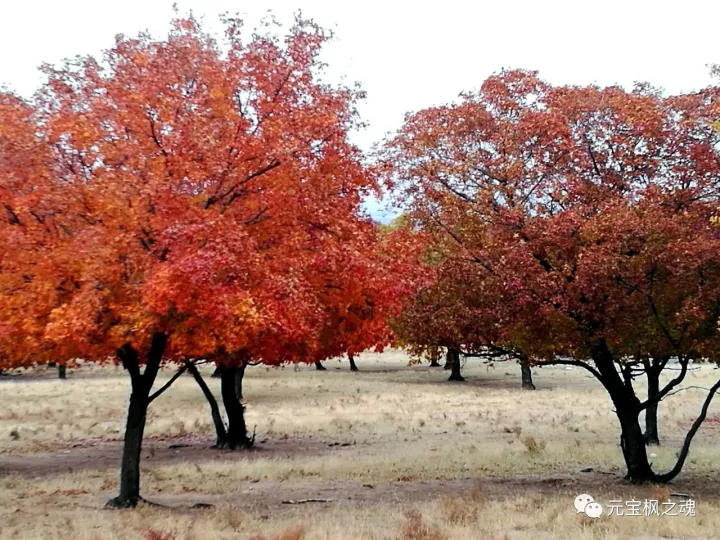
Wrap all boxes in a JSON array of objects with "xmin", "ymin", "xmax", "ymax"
[
  {"xmin": 315, "ymin": 361, "xmax": 327, "ymax": 371},
  {"xmin": 106, "ymin": 333, "xmax": 168, "ymax": 508},
  {"xmin": 448, "ymin": 348, "xmax": 465, "ymax": 382},
  {"xmin": 581, "ymin": 341, "xmax": 719, "ymax": 484},
  {"xmin": 185, "ymin": 361, "xmax": 227, "ymax": 444},
  {"xmin": 216, "ymin": 364, "xmax": 252, "ymax": 449},
  {"xmin": 643, "ymin": 369, "xmax": 660, "ymax": 445},
  {"xmin": 520, "ymin": 362, "xmax": 535, "ymax": 390},
  {"xmin": 349, "ymin": 354, "xmax": 358, "ymax": 372},
  {"xmin": 591, "ymin": 339, "xmax": 653, "ymax": 483},
  {"xmin": 58, "ymin": 364, "xmax": 67, "ymax": 380}
]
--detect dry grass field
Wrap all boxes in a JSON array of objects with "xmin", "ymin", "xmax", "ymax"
[{"xmin": 2, "ymin": 350, "xmax": 720, "ymax": 539}]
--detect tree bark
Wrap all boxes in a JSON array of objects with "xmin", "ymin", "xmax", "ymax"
[
  {"xmin": 185, "ymin": 361, "xmax": 227, "ymax": 445},
  {"xmin": 591, "ymin": 339, "xmax": 653, "ymax": 483},
  {"xmin": 448, "ymin": 348, "xmax": 465, "ymax": 382},
  {"xmin": 210, "ymin": 366, "xmax": 221, "ymax": 378},
  {"xmin": 58, "ymin": 364, "xmax": 67, "ymax": 380},
  {"xmin": 315, "ymin": 361, "xmax": 327, "ymax": 371},
  {"xmin": 106, "ymin": 333, "xmax": 168, "ymax": 508},
  {"xmin": 443, "ymin": 349, "xmax": 453, "ymax": 370},
  {"xmin": 216, "ymin": 364, "xmax": 252, "ymax": 449},
  {"xmin": 520, "ymin": 362, "xmax": 535, "ymax": 390},
  {"xmin": 348, "ymin": 354, "xmax": 358, "ymax": 372},
  {"xmin": 617, "ymin": 409, "xmax": 655, "ymax": 482},
  {"xmin": 644, "ymin": 363, "xmax": 661, "ymax": 445},
  {"xmin": 234, "ymin": 363, "xmax": 246, "ymax": 400},
  {"xmin": 430, "ymin": 357, "xmax": 441, "ymax": 367}
]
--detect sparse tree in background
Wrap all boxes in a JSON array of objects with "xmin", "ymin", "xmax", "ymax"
[{"xmin": 384, "ymin": 70, "xmax": 720, "ymax": 483}]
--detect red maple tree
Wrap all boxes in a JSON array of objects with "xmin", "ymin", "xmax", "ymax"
[
  {"xmin": 0, "ymin": 14, "xmax": 406, "ymax": 507},
  {"xmin": 384, "ymin": 70, "xmax": 720, "ymax": 483}
]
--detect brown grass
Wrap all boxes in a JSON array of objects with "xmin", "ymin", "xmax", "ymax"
[{"xmin": 2, "ymin": 351, "xmax": 720, "ymax": 538}]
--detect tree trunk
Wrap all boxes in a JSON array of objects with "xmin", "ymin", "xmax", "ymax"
[
  {"xmin": 443, "ymin": 349, "xmax": 453, "ymax": 370},
  {"xmin": 448, "ymin": 348, "xmax": 465, "ymax": 382},
  {"xmin": 315, "ymin": 361, "xmax": 327, "ymax": 371},
  {"xmin": 520, "ymin": 362, "xmax": 535, "ymax": 390},
  {"xmin": 211, "ymin": 366, "xmax": 221, "ymax": 378},
  {"xmin": 185, "ymin": 361, "xmax": 227, "ymax": 445},
  {"xmin": 430, "ymin": 357, "xmax": 441, "ymax": 367},
  {"xmin": 349, "ymin": 354, "xmax": 358, "ymax": 372},
  {"xmin": 58, "ymin": 364, "xmax": 67, "ymax": 380},
  {"xmin": 234, "ymin": 363, "xmax": 246, "ymax": 400},
  {"xmin": 618, "ymin": 410, "xmax": 655, "ymax": 482},
  {"xmin": 106, "ymin": 333, "xmax": 167, "ymax": 508},
  {"xmin": 591, "ymin": 339, "xmax": 653, "ymax": 483},
  {"xmin": 216, "ymin": 365, "xmax": 252, "ymax": 449},
  {"xmin": 644, "ymin": 365, "xmax": 660, "ymax": 445}
]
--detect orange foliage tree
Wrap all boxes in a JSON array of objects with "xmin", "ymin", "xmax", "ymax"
[
  {"xmin": 306, "ymin": 221, "xmax": 429, "ymax": 371},
  {"xmin": 0, "ymin": 14, "xmax": 415, "ymax": 507}
]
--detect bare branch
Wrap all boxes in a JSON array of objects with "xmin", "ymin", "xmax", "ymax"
[
  {"xmin": 654, "ymin": 376, "xmax": 720, "ymax": 483},
  {"xmin": 148, "ymin": 362, "xmax": 190, "ymax": 403},
  {"xmin": 638, "ymin": 356, "xmax": 689, "ymax": 411},
  {"xmin": 540, "ymin": 358, "xmax": 604, "ymax": 382}
]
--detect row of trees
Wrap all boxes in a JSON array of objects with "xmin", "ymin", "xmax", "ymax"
[{"xmin": 2, "ymin": 13, "xmax": 720, "ymax": 507}]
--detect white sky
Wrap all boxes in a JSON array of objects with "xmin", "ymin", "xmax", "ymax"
[{"xmin": 1, "ymin": 0, "xmax": 718, "ymax": 220}]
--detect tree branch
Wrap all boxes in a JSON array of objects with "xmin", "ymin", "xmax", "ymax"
[
  {"xmin": 638, "ymin": 356, "xmax": 689, "ymax": 411},
  {"xmin": 654, "ymin": 376, "xmax": 720, "ymax": 483},
  {"xmin": 148, "ymin": 362, "xmax": 190, "ymax": 404},
  {"xmin": 541, "ymin": 358, "xmax": 604, "ymax": 381}
]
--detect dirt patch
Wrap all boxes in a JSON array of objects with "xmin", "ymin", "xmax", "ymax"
[
  {"xmin": 0, "ymin": 435, "xmax": 337, "ymax": 478},
  {"xmin": 102, "ymin": 471, "xmax": 720, "ymax": 513}
]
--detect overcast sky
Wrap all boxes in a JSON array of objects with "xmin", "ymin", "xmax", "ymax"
[{"xmin": 2, "ymin": 1, "xmax": 718, "ymax": 220}]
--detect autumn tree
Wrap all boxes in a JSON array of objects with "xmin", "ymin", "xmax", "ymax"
[
  {"xmin": 383, "ymin": 70, "xmax": 720, "ymax": 483},
  {"xmin": 310, "ymin": 220, "xmax": 426, "ymax": 370},
  {"xmin": 0, "ymin": 13, "xmax": 385, "ymax": 507},
  {"xmin": 0, "ymin": 91, "xmax": 76, "ymax": 373}
]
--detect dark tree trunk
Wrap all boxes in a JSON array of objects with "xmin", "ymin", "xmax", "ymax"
[
  {"xmin": 443, "ymin": 349, "xmax": 452, "ymax": 370},
  {"xmin": 106, "ymin": 333, "xmax": 167, "ymax": 508},
  {"xmin": 349, "ymin": 354, "xmax": 358, "ymax": 372},
  {"xmin": 520, "ymin": 362, "xmax": 535, "ymax": 390},
  {"xmin": 430, "ymin": 357, "xmax": 441, "ymax": 367},
  {"xmin": 186, "ymin": 361, "xmax": 227, "ymax": 444},
  {"xmin": 211, "ymin": 366, "xmax": 221, "ymax": 378},
  {"xmin": 448, "ymin": 348, "xmax": 465, "ymax": 382},
  {"xmin": 58, "ymin": 364, "xmax": 67, "ymax": 380},
  {"xmin": 644, "ymin": 365, "xmax": 661, "ymax": 445},
  {"xmin": 315, "ymin": 361, "xmax": 327, "ymax": 371},
  {"xmin": 234, "ymin": 363, "xmax": 246, "ymax": 400},
  {"xmin": 216, "ymin": 364, "xmax": 252, "ymax": 450},
  {"xmin": 591, "ymin": 339, "xmax": 653, "ymax": 483},
  {"xmin": 618, "ymin": 409, "xmax": 655, "ymax": 482}
]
